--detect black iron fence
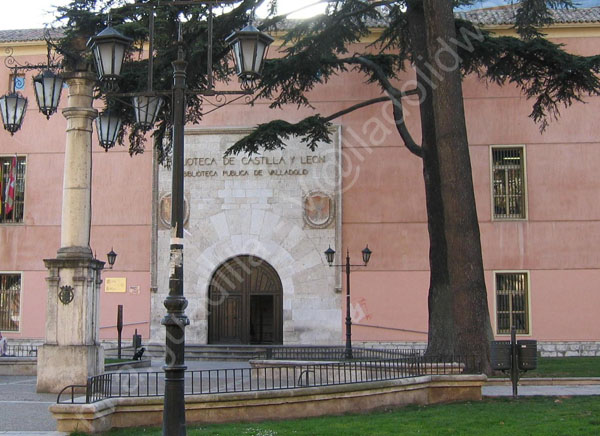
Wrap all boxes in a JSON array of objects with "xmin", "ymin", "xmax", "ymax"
[
  {"xmin": 261, "ymin": 346, "xmax": 421, "ymax": 361},
  {"xmin": 58, "ymin": 354, "xmax": 481, "ymax": 404}
]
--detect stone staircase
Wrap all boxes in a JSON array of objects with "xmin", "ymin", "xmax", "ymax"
[{"xmin": 104, "ymin": 343, "xmax": 269, "ymax": 361}]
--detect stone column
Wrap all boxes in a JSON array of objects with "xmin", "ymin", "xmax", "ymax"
[{"xmin": 36, "ymin": 71, "xmax": 105, "ymax": 393}]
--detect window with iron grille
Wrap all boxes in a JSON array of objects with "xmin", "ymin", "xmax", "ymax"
[
  {"xmin": 495, "ymin": 272, "xmax": 529, "ymax": 335},
  {"xmin": 0, "ymin": 156, "xmax": 26, "ymax": 224},
  {"xmin": 491, "ymin": 147, "xmax": 526, "ymax": 219},
  {"xmin": 0, "ymin": 274, "xmax": 21, "ymax": 332}
]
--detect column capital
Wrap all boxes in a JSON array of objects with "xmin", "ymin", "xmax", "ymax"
[
  {"xmin": 61, "ymin": 70, "xmax": 99, "ymax": 83},
  {"xmin": 62, "ymin": 107, "xmax": 98, "ymax": 122}
]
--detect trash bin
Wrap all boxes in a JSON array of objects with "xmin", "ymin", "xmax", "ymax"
[
  {"xmin": 491, "ymin": 341, "xmax": 512, "ymax": 370},
  {"xmin": 132, "ymin": 333, "xmax": 142, "ymax": 350},
  {"xmin": 517, "ymin": 340, "xmax": 537, "ymax": 371}
]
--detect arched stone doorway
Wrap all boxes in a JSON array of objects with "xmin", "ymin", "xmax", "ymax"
[{"xmin": 208, "ymin": 255, "xmax": 283, "ymax": 344}]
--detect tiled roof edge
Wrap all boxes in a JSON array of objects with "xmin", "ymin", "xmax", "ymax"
[
  {"xmin": 2, "ymin": 7, "xmax": 599, "ymax": 43},
  {"xmin": 0, "ymin": 28, "xmax": 64, "ymax": 43}
]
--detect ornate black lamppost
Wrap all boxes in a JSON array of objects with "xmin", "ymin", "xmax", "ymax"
[
  {"xmin": 87, "ymin": 5, "xmax": 272, "ymax": 435},
  {"xmin": 325, "ymin": 245, "xmax": 372, "ymax": 359}
]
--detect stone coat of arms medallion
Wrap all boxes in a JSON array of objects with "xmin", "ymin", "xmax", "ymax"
[{"xmin": 304, "ymin": 192, "xmax": 334, "ymax": 228}]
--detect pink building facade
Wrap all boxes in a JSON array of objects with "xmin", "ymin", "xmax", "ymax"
[{"xmin": 1, "ymin": 10, "xmax": 599, "ymax": 356}]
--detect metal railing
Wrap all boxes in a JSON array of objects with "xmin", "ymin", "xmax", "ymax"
[
  {"xmin": 60, "ymin": 354, "xmax": 481, "ymax": 404},
  {"xmin": 262, "ymin": 346, "xmax": 421, "ymax": 361},
  {"xmin": 57, "ymin": 384, "xmax": 88, "ymax": 404},
  {"xmin": 4, "ymin": 344, "xmax": 37, "ymax": 357}
]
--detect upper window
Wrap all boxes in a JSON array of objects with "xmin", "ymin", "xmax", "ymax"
[
  {"xmin": 491, "ymin": 147, "xmax": 526, "ymax": 220},
  {"xmin": 495, "ymin": 271, "xmax": 529, "ymax": 335},
  {"xmin": 0, "ymin": 273, "xmax": 21, "ymax": 332},
  {"xmin": 9, "ymin": 73, "xmax": 25, "ymax": 92},
  {"xmin": 0, "ymin": 156, "xmax": 26, "ymax": 224}
]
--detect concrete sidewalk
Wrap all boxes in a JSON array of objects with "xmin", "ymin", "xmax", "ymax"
[
  {"xmin": 0, "ymin": 375, "xmax": 58, "ymax": 432},
  {"xmin": 0, "ymin": 360, "xmax": 251, "ymax": 433}
]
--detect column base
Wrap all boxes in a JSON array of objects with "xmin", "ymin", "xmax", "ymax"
[
  {"xmin": 57, "ymin": 246, "xmax": 93, "ymax": 259},
  {"xmin": 36, "ymin": 344, "xmax": 104, "ymax": 393}
]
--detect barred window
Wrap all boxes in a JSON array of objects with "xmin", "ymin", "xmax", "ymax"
[
  {"xmin": 0, "ymin": 274, "xmax": 21, "ymax": 332},
  {"xmin": 492, "ymin": 147, "xmax": 526, "ymax": 219},
  {"xmin": 0, "ymin": 156, "xmax": 26, "ymax": 224},
  {"xmin": 495, "ymin": 272, "xmax": 529, "ymax": 335}
]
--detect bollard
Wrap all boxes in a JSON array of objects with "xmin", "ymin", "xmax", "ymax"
[
  {"xmin": 132, "ymin": 328, "xmax": 142, "ymax": 353},
  {"xmin": 117, "ymin": 305, "xmax": 123, "ymax": 360},
  {"xmin": 511, "ymin": 327, "xmax": 519, "ymax": 398}
]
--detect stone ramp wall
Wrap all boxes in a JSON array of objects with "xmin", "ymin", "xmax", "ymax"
[{"xmin": 50, "ymin": 374, "xmax": 485, "ymax": 433}]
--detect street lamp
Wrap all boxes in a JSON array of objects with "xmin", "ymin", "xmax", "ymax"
[
  {"xmin": 87, "ymin": 25, "xmax": 133, "ymax": 86},
  {"xmin": 0, "ymin": 92, "xmax": 27, "ymax": 135},
  {"xmin": 133, "ymin": 95, "xmax": 164, "ymax": 131},
  {"xmin": 33, "ymin": 69, "xmax": 64, "ymax": 119},
  {"xmin": 0, "ymin": 43, "xmax": 64, "ymax": 134},
  {"xmin": 325, "ymin": 245, "xmax": 372, "ymax": 359},
  {"xmin": 87, "ymin": 8, "xmax": 273, "ymax": 435},
  {"xmin": 226, "ymin": 23, "xmax": 274, "ymax": 83},
  {"xmin": 95, "ymin": 110, "xmax": 122, "ymax": 151},
  {"xmin": 106, "ymin": 248, "xmax": 117, "ymax": 269}
]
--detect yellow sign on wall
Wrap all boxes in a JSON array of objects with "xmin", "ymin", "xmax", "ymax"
[{"xmin": 105, "ymin": 278, "xmax": 127, "ymax": 293}]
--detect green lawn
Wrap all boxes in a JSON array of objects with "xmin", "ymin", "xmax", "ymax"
[
  {"xmin": 104, "ymin": 358, "xmax": 132, "ymax": 364},
  {"xmin": 71, "ymin": 397, "xmax": 600, "ymax": 436},
  {"xmin": 529, "ymin": 357, "xmax": 600, "ymax": 378}
]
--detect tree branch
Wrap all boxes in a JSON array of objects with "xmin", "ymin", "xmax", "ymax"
[
  {"xmin": 227, "ymin": 89, "xmax": 424, "ymax": 156},
  {"xmin": 345, "ymin": 55, "xmax": 423, "ymax": 157},
  {"xmin": 325, "ymin": 0, "xmax": 393, "ymax": 23},
  {"xmin": 344, "ymin": 55, "xmax": 400, "ymax": 96},
  {"xmin": 393, "ymin": 101, "xmax": 422, "ymax": 158},
  {"xmin": 324, "ymin": 96, "xmax": 389, "ymax": 121},
  {"xmin": 322, "ymin": 89, "xmax": 419, "ymax": 122}
]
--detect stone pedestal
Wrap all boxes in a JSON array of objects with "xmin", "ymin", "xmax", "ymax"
[
  {"xmin": 37, "ymin": 345, "xmax": 103, "ymax": 393},
  {"xmin": 37, "ymin": 257, "xmax": 105, "ymax": 393}
]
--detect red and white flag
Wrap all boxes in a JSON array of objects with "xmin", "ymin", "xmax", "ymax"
[{"xmin": 4, "ymin": 156, "xmax": 16, "ymax": 215}]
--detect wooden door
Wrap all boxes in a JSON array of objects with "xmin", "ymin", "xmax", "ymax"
[{"xmin": 208, "ymin": 256, "xmax": 283, "ymax": 344}]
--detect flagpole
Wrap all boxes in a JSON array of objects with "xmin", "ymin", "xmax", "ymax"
[
  {"xmin": 0, "ymin": 159, "xmax": 3, "ymax": 219},
  {"xmin": 5, "ymin": 154, "xmax": 17, "ymax": 217}
]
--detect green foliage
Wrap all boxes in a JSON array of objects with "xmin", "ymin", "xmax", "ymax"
[
  {"xmin": 254, "ymin": 0, "xmax": 391, "ymax": 110},
  {"xmin": 225, "ymin": 115, "xmax": 332, "ymax": 155},
  {"xmin": 457, "ymin": 21, "xmax": 600, "ymax": 130},
  {"xmin": 104, "ymin": 358, "xmax": 131, "ymax": 364},
  {"xmin": 515, "ymin": 0, "xmax": 575, "ymax": 39},
  {"xmin": 531, "ymin": 356, "xmax": 600, "ymax": 377},
  {"xmin": 54, "ymin": 0, "xmax": 260, "ymax": 160},
  {"xmin": 384, "ymin": 8, "xmax": 600, "ymax": 127},
  {"xmin": 53, "ymin": 0, "xmax": 600, "ymax": 159},
  {"xmin": 229, "ymin": 0, "xmax": 600, "ymax": 154}
]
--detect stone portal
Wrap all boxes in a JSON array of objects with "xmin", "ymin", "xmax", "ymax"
[{"xmin": 153, "ymin": 127, "xmax": 342, "ymax": 345}]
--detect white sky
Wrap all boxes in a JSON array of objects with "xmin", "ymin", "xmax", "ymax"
[
  {"xmin": 0, "ymin": 0, "xmax": 72, "ymax": 30},
  {"xmin": 0, "ymin": 0, "xmax": 326, "ymax": 31}
]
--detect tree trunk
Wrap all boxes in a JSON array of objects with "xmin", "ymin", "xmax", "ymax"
[
  {"xmin": 406, "ymin": 2, "xmax": 454, "ymax": 355},
  {"xmin": 406, "ymin": 0, "xmax": 492, "ymax": 373}
]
